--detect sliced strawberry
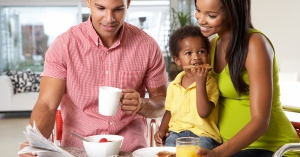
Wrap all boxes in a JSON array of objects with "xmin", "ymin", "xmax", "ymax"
[{"xmin": 99, "ymin": 138, "xmax": 108, "ymax": 142}]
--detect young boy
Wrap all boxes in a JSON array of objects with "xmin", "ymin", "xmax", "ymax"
[{"xmin": 154, "ymin": 25, "xmax": 221, "ymax": 150}]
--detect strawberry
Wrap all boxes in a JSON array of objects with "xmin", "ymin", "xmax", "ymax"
[{"xmin": 99, "ymin": 138, "xmax": 108, "ymax": 142}]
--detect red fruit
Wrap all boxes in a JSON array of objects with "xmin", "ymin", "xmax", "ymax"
[{"xmin": 99, "ymin": 138, "xmax": 108, "ymax": 142}]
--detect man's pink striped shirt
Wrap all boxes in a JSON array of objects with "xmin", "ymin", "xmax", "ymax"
[{"xmin": 41, "ymin": 19, "xmax": 167, "ymax": 152}]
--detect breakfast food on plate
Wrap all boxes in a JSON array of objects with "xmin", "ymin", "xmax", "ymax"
[
  {"xmin": 183, "ymin": 64, "xmax": 212, "ymax": 72},
  {"xmin": 156, "ymin": 150, "xmax": 176, "ymax": 157}
]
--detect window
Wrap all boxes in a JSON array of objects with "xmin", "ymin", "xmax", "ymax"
[
  {"xmin": 0, "ymin": 6, "xmax": 79, "ymax": 72},
  {"xmin": 0, "ymin": 1, "xmax": 170, "ymax": 73}
]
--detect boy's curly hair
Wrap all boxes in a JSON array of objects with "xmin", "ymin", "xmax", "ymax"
[{"xmin": 169, "ymin": 25, "xmax": 210, "ymax": 57}]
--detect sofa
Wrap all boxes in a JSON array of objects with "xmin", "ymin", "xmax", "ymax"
[{"xmin": 0, "ymin": 70, "xmax": 40, "ymax": 112}]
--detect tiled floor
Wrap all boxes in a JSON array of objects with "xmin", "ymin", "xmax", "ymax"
[{"xmin": 0, "ymin": 111, "xmax": 31, "ymax": 157}]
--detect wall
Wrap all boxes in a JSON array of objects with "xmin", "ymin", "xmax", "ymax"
[
  {"xmin": 170, "ymin": 0, "xmax": 300, "ymax": 81},
  {"xmin": 251, "ymin": 0, "xmax": 300, "ymax": 81}
]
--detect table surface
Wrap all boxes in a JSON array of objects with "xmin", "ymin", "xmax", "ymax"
[{"xmin": 63, "ymin": 147, "xmax": 133, "ymax": 157}]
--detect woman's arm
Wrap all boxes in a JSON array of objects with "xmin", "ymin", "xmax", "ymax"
[
  {"xmin": 137, "ymin": 85, "xmax": 167, "ymax": 118},
  {"xmin": 214, "ymin": 33, "xmax": 274, "ymax": 157}
]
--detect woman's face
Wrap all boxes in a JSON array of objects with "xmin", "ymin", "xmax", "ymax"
[{"xmin": 194, "ymin": 0, "xmax": 230, "ymax": 37}]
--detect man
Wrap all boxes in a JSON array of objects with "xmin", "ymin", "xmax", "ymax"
[{"xmin": 19, "ymin": 0, "xmax": 167, "ymax": 156}]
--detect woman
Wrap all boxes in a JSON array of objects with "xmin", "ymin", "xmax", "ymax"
[{"xmin": 194, "ymin": 0, "xmax": 300, "ymax": 157}]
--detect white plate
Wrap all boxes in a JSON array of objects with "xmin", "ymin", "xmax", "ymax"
[{"xmin": 132, "ymin": 147, "xmax": 176, "ymax": 157}]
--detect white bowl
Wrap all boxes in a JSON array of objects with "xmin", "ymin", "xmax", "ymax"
[{"xmin": 83, "ymin": 135, "xmax": 124, "ymax": 157}]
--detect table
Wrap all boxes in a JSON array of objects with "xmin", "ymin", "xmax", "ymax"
[{"xmin": 63, "ymin": 147, "xmax": 133, "ymax": 157}]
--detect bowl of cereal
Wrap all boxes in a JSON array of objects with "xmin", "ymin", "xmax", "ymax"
[{"xmin": 83, "ymin": 134, "xmax": 124, "ymax": 157}]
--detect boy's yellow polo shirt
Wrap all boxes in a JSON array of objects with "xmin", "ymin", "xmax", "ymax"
[{"xmin": 165, "ymin": 71, "xmax": 222, "ymax": 143}]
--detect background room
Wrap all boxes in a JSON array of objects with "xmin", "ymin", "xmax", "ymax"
[{"xmin": 0, "ymin": 0, "xmax": 299, "ymax": 156}]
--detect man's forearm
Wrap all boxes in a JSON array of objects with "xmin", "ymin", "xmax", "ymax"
[
  {"xmin": 30, "ymin": 104, "xmax": 57, "ymax": 139},
  {"xmin": 137, "ymin": 96, "xmax": 166, "ymax": 118}
]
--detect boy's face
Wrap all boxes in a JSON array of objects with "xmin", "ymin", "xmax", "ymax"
[{"xmin": 173, "ymin": 36, "xmax": 209, "ymax": 67}]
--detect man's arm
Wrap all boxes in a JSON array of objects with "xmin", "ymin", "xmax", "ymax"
[
  {"xmin": 30, "ymin": 76, "xmax": 66, "ymax": 138},
  {"xmin": 138, "ymin": 84, "xmax": 167, "ymax": 118},
  {"xmin": 121, "ymin": 84, "xmax": 167, "ymax": 118}
]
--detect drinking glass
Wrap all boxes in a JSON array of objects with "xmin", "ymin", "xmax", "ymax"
[{"xmin": 176, "ymin": 137, "xmax": 200, "ymax": 157}]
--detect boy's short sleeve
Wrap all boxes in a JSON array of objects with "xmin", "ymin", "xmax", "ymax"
[{"xmin": 165, "ymin": 83, "xmax": 174, "ymax": 111}]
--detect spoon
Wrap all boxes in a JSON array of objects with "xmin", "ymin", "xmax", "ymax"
[{"xmin": 71, "ymin": 131, "xmax": 89, "ymax": 142}]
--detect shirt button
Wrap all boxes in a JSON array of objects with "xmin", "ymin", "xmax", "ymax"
[
  {"xmin": 106, "ymin": 51, "xmax": 109, "ymax": 54},
  {"xmin": 105, "ymin": 71, "xmax": 109, "ymax": 74},
  {"xmin": 109, "ymin": 121, "xmax": 113, "ymax": 126}
]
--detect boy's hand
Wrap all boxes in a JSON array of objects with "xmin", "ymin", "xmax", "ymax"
[
  {"xmin": 154, "ymin": 131, "xmax": 165, "ymax": 146},
  {"xmin": 195, "ymin": 66, "xmax": 210, "ymax": 83}
]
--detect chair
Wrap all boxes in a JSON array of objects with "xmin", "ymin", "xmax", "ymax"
[
  {"xmin": 273, "ymin": 143, "xmax": 300, "ymax": 157},
  {"xmin": 149, "ymin": 118, "xmax": 161, "ymax": 147},
  {"xmin": 291, "ymin": 121, "xmax": 300, "ymax": 138},
  {"xmin": 52, "ymin": 107, "xmax": 63, "ymax": 146}
]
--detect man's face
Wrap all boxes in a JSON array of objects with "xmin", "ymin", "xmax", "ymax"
[{"xmin": 86, "ymin": 0, "xmax": 130, "ymax": 41}]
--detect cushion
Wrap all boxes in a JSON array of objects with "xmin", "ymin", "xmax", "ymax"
[{"xmin": 2, "ymin": 70, "xmax": 41, "ymax": 94}]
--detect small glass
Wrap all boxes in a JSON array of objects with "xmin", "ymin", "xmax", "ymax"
[{"xmin": 176, "ymin": 137, "xmax": 200, "ymax": 157}]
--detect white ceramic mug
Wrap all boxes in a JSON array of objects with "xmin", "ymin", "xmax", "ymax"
[{"xmin": 98, "ymin": 86, "xmax": 122, "ymax": 116}]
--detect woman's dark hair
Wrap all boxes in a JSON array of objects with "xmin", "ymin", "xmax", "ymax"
[
  {"xmin": 169, "ymin": 25, "xmax": 210, "ymax": 58},
  {"xmin": 195, "ymin": 0, "xmax": 253, "ymax": 95}
]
